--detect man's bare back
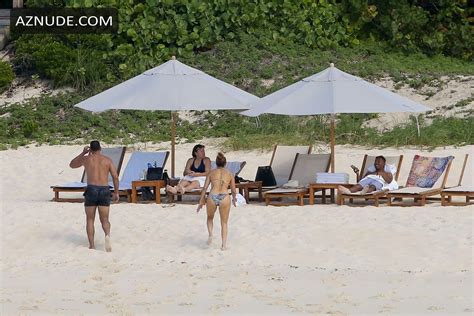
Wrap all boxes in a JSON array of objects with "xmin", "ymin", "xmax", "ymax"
[{"xmin": 70, "ymin": 141, "xmax": 119, "ymax": 252}]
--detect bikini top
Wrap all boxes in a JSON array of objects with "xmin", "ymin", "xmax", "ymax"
[{"xmin": 190, "ymin": 158, "xmax": 205, "ymax": 173}]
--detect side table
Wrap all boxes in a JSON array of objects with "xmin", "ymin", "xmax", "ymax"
[
  {"xmin": 235, "ymin": 181, "xmax": 263, "ymax": 203},
  {"xmin": 131, "ymin": 180, "xmax": 166, "ymax": 204},
  {"xmin": 308, "ymin": 183, "xmax": 352, "ymax": 205}
]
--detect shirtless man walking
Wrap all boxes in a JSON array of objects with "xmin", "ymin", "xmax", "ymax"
[{"xmin": 70, "ymin": 141, "xmax": 119, "ymax": 252}]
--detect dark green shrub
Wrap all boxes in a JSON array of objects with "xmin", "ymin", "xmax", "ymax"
[{"xmin": 0, "ymin": 61, "xmax": 14, "ymax": 93}]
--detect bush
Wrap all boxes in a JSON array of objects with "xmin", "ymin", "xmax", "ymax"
[{"xmin": 0, "ymin": 60, "xmax": 15, "ymax": 93}]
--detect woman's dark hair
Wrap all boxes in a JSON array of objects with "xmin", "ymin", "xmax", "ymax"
[
  {"xmin": 216, "ymin": 152, "xmax": 226, "ymax": 167},
  {"xmin": 192, "ymin": 144, "xmax": 205, "ymax": 158}
]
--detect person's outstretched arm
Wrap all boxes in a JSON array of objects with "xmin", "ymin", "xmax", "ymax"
[
  {"xmin": 109, "ymin": 160, "xmax": 120, "ymax": 203},
  {"xmin": 197, "ymin": 175, "xmax": 211, "ymax": 212},
  {"xmin": 230, "ymin": 176, "xmax": 237, "ymax": 207},
  {"xmin": 69, "ymin": 146, "xmax": 89, "ymax": 168}
]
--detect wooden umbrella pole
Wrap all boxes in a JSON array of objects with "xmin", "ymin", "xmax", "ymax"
[
  {"xmin": 171, "ymin": 111, "xmax": 177, "ymax": 177},
  {"xmin": 330, "ymin": 114, "xmax": 335, "ymax": 172}
]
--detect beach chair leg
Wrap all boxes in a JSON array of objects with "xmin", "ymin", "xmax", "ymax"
[
  {"xmin": 338, "ymin": 196, "xmax": 344, "ymax": 206},
  {"xmin": 330, "ymin": 189, "xmax": 335, "ymax": 203},
  {"xmin": 54, "ymin": 190, "xmax": 59, "ymax": 202},
  {"xmin": 298, "ymin": 194, "xmax": 304, "ymax": 206},
  {"xmin": 322, "ymin": 189, "xmax": 326, "ymax": 204},
  {"xmin": 265, "ymin": 195, "xmax": 270, "ymax": 206},
  {"xmin": 258, "ymin": 188, "xmax": 263, "ymax": 202},
  {"xmin": 467, "ymin": 196, "xmax": 470, "ymax": 204},
  {"xmin": 387, "ymin": 196, "xmax": 392, "ymax": 206},
  {"xmin": 374, "ymin": 197, "xmax": 379, "ymax": 207},
  {"xmin": 420, "ymin": 197, "xmax": 426, "ymax": 206}
]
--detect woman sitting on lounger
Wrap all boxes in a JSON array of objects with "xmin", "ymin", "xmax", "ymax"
[
  {"xmin": 167, "ymin": 144, "xmax": 211, "ymax": 194},
  {"xmin": 197, "ymin": 152, "xmax": 237, "ymax": 251},
  {"xmin": 338, "ymin": 156, "xmax": 398, "ymax": 194}
]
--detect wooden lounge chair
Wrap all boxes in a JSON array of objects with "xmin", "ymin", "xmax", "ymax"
[
  {"xmin": 266, "ymin": 145, "xmax": 313, "ymax": 187},
  {"xmin": 167, "ymin": 160, "xmax": 247, "ymax": 203},
  {"xmin": 51, "ymin": 147, "xmax": 126, "ymax": 202},
  {"xmin": 264, "ymin": 153, "xmax": 331, "ymax": 206},
  {"xmin": 117, "ymin": 151, "xmax": 170, "ymax": 201},
  {"xmin": 246, "ymin": 144, "xmax": 312, "ymax": 201},
  {"xmin": 387, "ymin": 155, "xmax": 454, "ymax": 206},
  {"xmin": 338, "ymin": 155, "xmax": 403, "ymax": 206},
  {"xmin": 441, "ymin": 154, "xmax": 472, "ymax": 206}
]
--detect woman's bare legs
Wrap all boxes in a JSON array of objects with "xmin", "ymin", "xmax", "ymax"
[
  {"xmin": 218, "ymin": 196, "xmax": 231, "ymax": 250},
  {"xmin": 179, "ymin": 180, "xmax": 200, "ymax": 193},
  {"xmin": 206, "ymin": 198, "xmax": 217, "ymax": 245},
  {"xmin": 166, "ymin": 180, "xmax": 200, "ymax": 194}
]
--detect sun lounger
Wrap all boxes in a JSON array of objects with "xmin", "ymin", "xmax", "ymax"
[
  {"xmin": 51, "ymin": 147, "xmax": 126, "ymax": 202},
  {"xmin": 338, "ymin": 155, "xmax": 403, "ymax": 206},
  {"xmin": 441, "ymin": 186, "xmax": 473, "ymax": 206},
  {"xmin": 264, "ymin": 153, "xmax": 331, "ymax": 206},
  {"xmin": 351, "ymin": 154, "xmax": 404, "ymax": 182},
  {"xmin": 267, "ymin": 145, "xmax": 313, "ymax": 186},
  {"xmin": 118, "ymin": 151, "xmax": 170, "ymax": 201},
  {"xmin": 441, "ymin": 154, "xmax": 471, "ymax": 206},
  {"xmin": 210, "ymin": 161, "xmax": 246, "ymax": 176},
  {"xmin": 387, "ymin": 154, "xmax": 454, "ymax": 206}
]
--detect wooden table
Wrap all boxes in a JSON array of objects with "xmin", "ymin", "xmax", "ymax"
[
  {"xmin": 308, "ymin": 183, "xmax": 352, "ymax": 205},
  {"xmin": 235, "ymin": 181, "xmax": 263, "ymax": 203},
  {"xmin": 131, "ymin": 180, "xmax": 166, "ymax": 204}
]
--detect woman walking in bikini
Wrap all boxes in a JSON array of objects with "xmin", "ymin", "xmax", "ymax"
[{"xmin": 197, "ymin": 152, "xmax": 237, "ymax": 250}]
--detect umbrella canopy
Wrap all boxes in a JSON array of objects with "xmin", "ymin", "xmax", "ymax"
[
  {"xmin": 75, "ymin": 57, "xmax": 259, "ymax": 176},
  {"xmin": 241, "ymin": 64, "xmax": 431, "ymax": 171}
]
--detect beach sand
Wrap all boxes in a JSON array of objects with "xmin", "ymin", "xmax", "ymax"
[{"xmin": 1, "ymin": 143, "xmax": 473, "ymax": 314}]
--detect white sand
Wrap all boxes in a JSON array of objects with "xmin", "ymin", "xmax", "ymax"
[{"xmin": 1, "ymin": 143, "xmax": 473, "ymax": 314}]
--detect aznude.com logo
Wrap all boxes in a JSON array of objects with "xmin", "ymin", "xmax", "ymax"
[{"xmin": 10, "ymin": 8, "xmax": 118, "ymax": 34}]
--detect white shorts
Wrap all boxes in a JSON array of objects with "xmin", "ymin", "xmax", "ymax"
[{"xmin": 182, "ymin": 175, "xmax": 206, "ymax": 187}]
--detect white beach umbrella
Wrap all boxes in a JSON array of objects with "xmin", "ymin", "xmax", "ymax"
[
  {"xmin": 241, "ymin": 63, "xmax": 431, "ymax": 172},
  {"xmin": 75, "ymin": 56, "xmax": 259, "ymax": 176}
]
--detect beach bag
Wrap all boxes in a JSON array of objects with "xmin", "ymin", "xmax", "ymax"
[
  {"xmin": 141, "ymin": 187, "xmax": 155, "ymax": 200},
  {"xmin": 255, "ymin": 166, "xmax": 277, "ymax": 186},
  {"xmin": 235, "ymin": 193, "xmax": 247, "ymax": 207},
  {"xmin": 146, "ymin": 167, "xmax": 163, "ymax": 181}
]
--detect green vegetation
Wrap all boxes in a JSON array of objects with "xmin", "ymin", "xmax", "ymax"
[
  {"xmin": 1, "ymin": 1, "xmax": 473, "ymax": 150},
  {"xmin": 0, "ymin": 61, "xmax": 15, "ymax": 93},
  {"xmin": 1, "ymin": 92, "xmax": 472, "ymax": 150}
]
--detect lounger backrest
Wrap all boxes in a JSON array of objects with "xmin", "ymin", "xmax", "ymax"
[
  {"xmin": 289, "ymin": 153, "xmax": 331, "ymax": 186},
  {"xmin": 405, "ymin": 155, "xmax": 454, "ymax": 189},
  {"xmin": 211, "ymin": 161, "xmax": 246, "ymax": 176},
  {"xmin": 120, "ymin": 151, "xmax": 170, "ymax": 187},
  {"xmin": 270, "ymin": 145, "xmax": 313, "ymax": 186},
  {"xmin": 360, "ymin": 155, "xmax": 403, "ymax": 181},
  {"xmin": 81, "ymin": 147, "xmax": 126, "ymax": 183}
]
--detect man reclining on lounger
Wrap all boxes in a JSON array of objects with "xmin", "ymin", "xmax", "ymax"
[{"xmin": 338, "ymin": 156, "xmax": 398, "ymax": 194}]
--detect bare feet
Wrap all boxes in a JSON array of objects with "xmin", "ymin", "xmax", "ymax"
[
  {"xmin": 105, "ymin": 235, "xmax": 112, "ymax": 252},
  {"xmin": 207, "ymin": 235, "xmax": 213, "ymax": 245},
  {"xmin": 89, "ymin": 245, "xmax": 95, "ymax": 250},
  {"xmin": 360, "ymin": 185, "xmax": 370, "ymax": 195},
  {"xmin": 166, "ymin": 185, "xmax": 177, "ymax": 194},
  {"xmin": 221, "ymin": 245, "xmax": 227, "ymax": 251},
  {"xmin": 338, "ymin": 185, "xmax": 351, "ymax": 195}
]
